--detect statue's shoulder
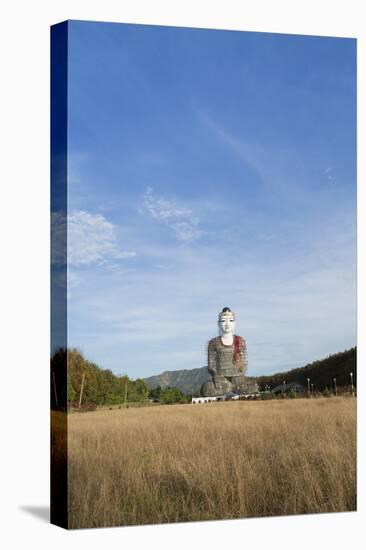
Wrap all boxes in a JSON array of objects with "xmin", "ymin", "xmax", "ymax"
[
  {"xmin": 208, "ymin": 336, "xmax": 221, "ymax": 348},
  {"xmin": 235, "ymin": 335, "xmax": 246, "ymax": 347}
]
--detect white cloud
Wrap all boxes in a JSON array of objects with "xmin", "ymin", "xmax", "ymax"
[
  {"xmin": 142, "ymin": 187, "xmax": 203, "ymax": 243},
  {"xmin": 51, "ymin": 209, "xmax": 136, "ymax": 268},
  {"xmin": 68, "ymin": 209, "xmax": 136, "ymax": 266}
]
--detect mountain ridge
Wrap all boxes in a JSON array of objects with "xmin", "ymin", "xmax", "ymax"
[{"xmin": 143, "ymin": 347, "xmax": 356, "ymax": 395}]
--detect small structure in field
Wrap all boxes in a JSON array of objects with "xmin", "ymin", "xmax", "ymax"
[
  {"xmin": 192, "ymin": 396, "xmax": 217, "ymax": 404},
  {"xmin": 192, "ymin": 391, "xmax": 259, "ymax": 403}
]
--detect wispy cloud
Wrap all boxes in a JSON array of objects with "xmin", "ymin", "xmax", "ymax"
[
  {"xmin": 197, "ymin": 110, "xmax": 267, "ymax": 177},
  {"xmin": 68, "ymin": 152, "xmax": 89, "ymax": 185},
  {"xmin": 141, "ymin": 187, "xmax": 203, "ymax": 243},
  {"xmin": 324, "ymin": 166, "xmax": 336, "ymax": 183},
  {"xmin": 197, "ymin": 110, "xmax": 349, "ymax": 214},
  {"xmin": 52, "ymin": 209, "xmax": 136, "ymax": 268}
]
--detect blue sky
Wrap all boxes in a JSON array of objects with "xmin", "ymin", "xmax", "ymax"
[{"xmin": 65, "ymin": 20, "xmax": 356, "ymax": 378}]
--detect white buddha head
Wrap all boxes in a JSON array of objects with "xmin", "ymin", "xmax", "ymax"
[{"xmin": 218, "ymin": 307, "xmax": 236, "ymax": 336}]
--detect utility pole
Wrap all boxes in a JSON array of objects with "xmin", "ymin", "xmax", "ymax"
[
  {"xmin": 78, "ymin": 372, "xmax": 85, "ymax": 409},
  {"xmin": 334, "ymin": 377, "xmax": 337, "ymax": 396},
  {"xmin": 307, "ymin": 377, "xmax": 310, "ymax": 396},
  {"xmin": 52, "ymin": 371, "xmax": 58, "ymax": 407},
  {"xmin": 350, "ymin": 372, "xmax": 354, "ymax": 397},
  {"xmin": 124, "ymin": 381, "xmax": 128, "ymax": 407}
]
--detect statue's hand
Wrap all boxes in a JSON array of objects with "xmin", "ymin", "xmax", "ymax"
[{"xmin": 213, "ymin": 376, "xmax": 222, "ymax": 388}]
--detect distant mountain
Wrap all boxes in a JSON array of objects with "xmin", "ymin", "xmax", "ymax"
[
  {"xmin": 144, "ymin": 366, "xmax": 258, "ymax": 395},
  {"xmin": 144, "ymin": 367, "xmax": 209, "ymax": 395},
  {"xmin": 143, "ymin": 348, "xmax": 357, "ymax": 395}
]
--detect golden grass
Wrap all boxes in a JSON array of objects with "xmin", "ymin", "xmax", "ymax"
[{"xmin": 67, "ymin": 397, "xmax": 356, "ymax": 528}]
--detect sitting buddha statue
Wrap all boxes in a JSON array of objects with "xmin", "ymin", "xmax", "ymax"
[{"xmin": 200, "ymin": 307, "xmax": 249, "ymax": 397}]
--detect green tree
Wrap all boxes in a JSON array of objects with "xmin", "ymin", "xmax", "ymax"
[
  {"xmin": 148, "ymin": 386, "xmax": 162, "ymax": 400},
  {"xmin": 67, "ymin": 378, "xmax": 76, "ymax": 403},
  {"xmin": 160, "ymin": 387, "xmax": 184, "ymax": 404},
  {"xmin": 134, "ymin": 378, "xmax": 149, "ymax": 402},
  {"xmin": 289, "ymin": 388, "xmax": 297, "ymax": 399}
]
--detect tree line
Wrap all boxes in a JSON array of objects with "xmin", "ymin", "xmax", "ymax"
[
  {"xmin": 255, "ymin": 347, "xmax": 356, "ymax": 392},
  {"xmin": 51, "ymin": 348, "xmax": 189, "ymax": 409},
  {"xmin": 148, "ymin": 385, "xmax": 190, "ymax": 404},
  {"xmin": 51, "ymin": 346, "xmax": 357, "ymax": 410},
  {"xmin": 65, "ymin": 348, "xmax": 148, "ymax": 406}
]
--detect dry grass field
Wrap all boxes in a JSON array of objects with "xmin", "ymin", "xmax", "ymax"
[{"xmin": 66, "ymin": 397, "xmax": 356, "ymax": 528}]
